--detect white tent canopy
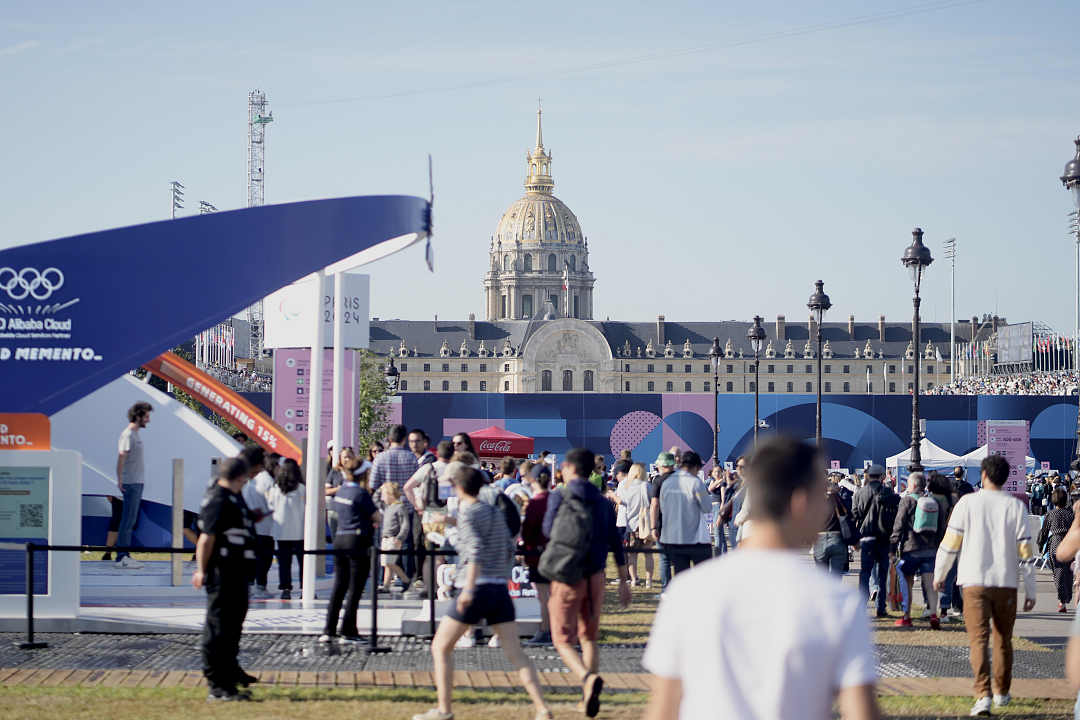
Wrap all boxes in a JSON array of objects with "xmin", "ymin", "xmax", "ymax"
[
  {"xmin": 957, "ymin": 444, "xmax": 1037, "ymax": 472},
  {"xmin": 886, "ymin": 438, "xmax": 962, "ymax": 470}
]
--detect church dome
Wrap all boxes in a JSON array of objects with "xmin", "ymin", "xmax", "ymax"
[{"xmin": 495, "ymin": 193, "xmax": 583, "ymax": 246}]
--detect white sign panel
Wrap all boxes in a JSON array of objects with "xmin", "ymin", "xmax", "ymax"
[{"xmin": 264, "ymin": 273, "xmax": 370, "ymax": 349}]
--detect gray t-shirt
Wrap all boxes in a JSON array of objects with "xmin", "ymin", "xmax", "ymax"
[{"xmin": 118, "ymin": 427, "xmax": 145, "ymax": 485}]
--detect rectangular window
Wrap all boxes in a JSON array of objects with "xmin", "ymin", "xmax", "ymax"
[
  {"xmin": 767, "ymin": 365, "xmax": 775, "ymax": 374},
  {"xmin": 460, "ymin": 363, "xmax": 468, "ymax": 373},
  {"xmin": 944, "ymin": 365, "xmax": 950, "ymax": 374},
  {"xmin": 479, "ymin": 363, "xmax": 487, "ymax": 373},
  {"xmin": 522, "ymin": 294, "xmax": 533, "ymax": 318},
  {"xmin": 866, "ymin": 364, "xmax": 873, "ymax": 373},
  {"xmin": 786, "ymin": 382, "xmax": 794, "ymax": 392},
  {"xmin": 684, "ymin": 381, "xmax": 692, "ymax": 391},
  {"xmin": 574, "ymin": 295, "xmax": 579, "ymax": 319},
  {"xmin": 583, "ymin": 370, "xmax": 594, "ymax": 391},
  {"xmin": 824, "ymin": 365, "xmax": 831, "ymax": 374},
  {"xmin": 442, "ymin": 363, "xmax": 449, "ymax": 372},
  {"xmin": 479, "ymin": 381, "xmax": 487, "ymax": 391},
  {"xmin": 704, "ymin": 381, "xmax": 711, "ymax": 391},
  {"xmin": 423, "ymin": 363, "xmax": 431, "ymax": 372},
  {"xmin": 806, "ymin": 382, "xmax": 813, "ymax": 392},
  {"xmin": 684, "ymin": 364, "xmax": 692, "ymax": 373},
  {"xmin": 460, "ymin": 380, "xmax": 468, "ymax": 391},
  {"xmin": 889, "ymin": 382, "xmax": 896, "ymax": 393},
  {"xmin": 889, "ymin": 365, "xmax": 896, "ymax": 373},
  {"xmin": 504, "ymin": 363, "xmax": 510, "ymax": 372},
  {"xmin": 400, "ymin": 380, "xmax": 408, "ymax": 391},
  {"xmin": 726, "ymin": 381, "xmax": 734, "ymax": 392},
  {"xmin": 666, "ymin": 364, "xmax": 673, "ymax": 373},
  {"xmin": 541, "ymin": 370, "xmax": 552, "ymax": 391},
  {"xmin": 787, "ymin": 365, "xmax": 794, "ymax": 374},
  {"xmin": 805, "ymin": 365, "xmax": 812, "ymax": 373},
  {"xmin": 843, "ymin": 365, "xmax": 850, "ymax": 374},
  {"xmin": 625, "ymin": 364, "xmax": 631, "ymax": 372},
  {"xmin": 767, "ymin": 381, "xmax": 775, "ymax": 392},
  {"xmin": 824, "ymin": 382, "xmax": 831, "ymax": 392},
  {"xmin": 441, "ymin": 380, "xmax": 449, "ymax": 391},
  {"xmin": 647, "ymin": 364, "xmax": 655, "ymax": 373},
  {"xmin": 423, "ymin": 380, "xmax": 430, "ymax": 391},
  {"xmin": 926, "ymin": 365, "xmax": 934, "ymax": 374},
  {"xmin": 504, "ymin": 380, "xmax": 510, "ymax": 391},
  {"xmin": 703, "ymin": 365, "xmax": 710, "ymax": 373},
  {"xmin": 400, "ymin": 363, "xmax": 408, "ymax": 372},
  {"xmin": 625, "ymin": 381, "xmax": 631, "ymax": 391},
  {"xmin": 868, "ymin": 381, "xmax": 873, "ymax": 392},
  {"xmin": 648, "ymin": 381, "xmax": 655, "ymax": 391},
  {"xmin": 843, "ymin": 382, "xmax": 850, "ymax": 392},
  {"xmin": 726, "ymin": 364, "xmax": 733, "ymax": 374},
  {"xmin": 908, "ymin": 365, "xmax": 914, "ymax": 374},
  {"xmin": 666, "ymin": 381, "xmax": 674, "ymax": 392},
  {"xmin": 500, "ymin": 296, "xmax": 507, "ymax": 318}
]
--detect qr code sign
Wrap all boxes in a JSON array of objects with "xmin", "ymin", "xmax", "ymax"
[{"xmin": 19, "ymin": 503, "xmax": 44, "ymax": 529}]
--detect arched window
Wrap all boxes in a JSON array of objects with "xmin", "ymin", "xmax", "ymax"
[
  {"xmin": 625, "ymin": 381, "xmax": 630, "ymax": 391},
  {"xmin": 563, "ymin": 370, "xmax": 573, "ymax": 391},
  {"xmin": 541, "ymin": 370, "xmax": 552, "ymax": 391},
  {"xmin": 685, "ymin": 381, "xmax": 692, "ymax": 392},
  {"xmin": 583, "ymin": 370, "xmax": 594, "ymax": 391},
  {"xmin": 548, "ymin": 254, "xmax": 557, "ymax": 272},
  {"xmin": 767, "ymin": 382, "xmax": 775, "ymax": 392},
  {"xmin": 531, "ymin": 163, "xmax": 537, "ymax": 174},
  {"xmin": 569, "ymin": 255, "xmax": 576, "ymax": 271},
  {"xmin": 461, "ymin": 380, "xmax": 468, "ymax": 391},
  {"xmin": 806, "ymin": 382, "xmax": 812, "ymax": 392},
  {"xmin": 524, "ymin": 254, "xmax": 533, "ymax": 272},
  {"xmin": 648, "ymin": 381, "xmax": 655, "ymax": 392},
  {"xmin": 442, "ymin": 380, "xmax": 450, "ymax": 391},
  {"xmin": 542, "ymin": 163, "xmax": 547, "ymax": 174},
  {"xmin": 889, "ymin": 382, "xmax": 896, "ymax": 393},
  {"xmin": 400, "ymin": 380, "xmax": 408, "ymax": 391},
  {"xmin": 749, "ymin": 382, "xmax": 756, "ymax": 392},
  {"xmin": 824, "ymin": 382, "xmax": 831, "ymax": 392},
  {"xmin": 423, "ymin": 380, "xmax": 430, "ymax": 391},
  {"xmin": 479, "ymin": 381, "xmax": 487, "ymax": 391},
  {"xmin": 666, "ymin": 381, "xmax": 674, "ymax": 392},
  {"xmin": 704, "ymin": 381, "xmax": 710, "ymax": 392},
  {"xmin": 843, "ymin": 382, "xmax": 850, "ymax": 393},
  {"xmin": 786, "ymin": 382, "xmax": 794, "ymax": 393},
  {"xmin": 503, "ymin": 255, "xmax": 510, "ymax": 272}
]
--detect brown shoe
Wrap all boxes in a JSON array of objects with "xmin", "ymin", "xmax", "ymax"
[{"xmin": 583, "ymin": 673, "xmax": 604, "ymax": 718}]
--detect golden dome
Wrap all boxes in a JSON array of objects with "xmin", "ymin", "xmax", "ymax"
[{"xmin": 495, "ymin": 194, "xmax": 583, "ymax": 246}]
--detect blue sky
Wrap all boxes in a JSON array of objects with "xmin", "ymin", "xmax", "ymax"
[{"xmin": 3, "ymin": 1, "xmax": 1079, "ymax": 334}]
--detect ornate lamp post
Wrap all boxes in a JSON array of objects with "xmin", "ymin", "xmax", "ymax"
[
  {"xmin": 747, "ymin": 317, "xmax": 766, "ymax": 448},
  {"xmin": 1060, "ymin": 137, "xmax": 1080, "ymax": 375},
  {"xmin": 902, "ymin": 229, "xmax": 933, "ymax": 473},
  {"xmin": 709, "ymin": 337, "xmax": 722, "ymax": 469},
  {"xmin": 806, "ymin": 280, "xmax": 832, "ymax": 448},
  {"xmin": 385, "ymin": 356, "xmax": 400, "ymax": 395}
]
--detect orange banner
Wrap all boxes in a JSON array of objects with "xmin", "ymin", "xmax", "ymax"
[
  {"xmin": 142, "ymin": 352, "xmax": 301, "ymax": 462},
  {"xmin": 0, "ymin": 413, "xmax": 51, "ymax": 450}
]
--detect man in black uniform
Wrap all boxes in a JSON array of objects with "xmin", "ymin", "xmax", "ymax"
[{"xmin": 193, "ymin": 457, "xmax": 260, "ymax": 701}]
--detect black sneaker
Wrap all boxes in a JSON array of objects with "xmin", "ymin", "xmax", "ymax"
[
  {"xmin": 281, "ymin": 589, "xmax": 291, "ymax": 600},
  {"xmin": 237, "ymin": 671, "xmax": 258, "ymax": 687},
  {"xmin": 101, "ymin": 552, "xmax": 112, "ymax": 562},
  {"xmin": 523, "ymin": 631, "xmax": 552, "ymax": 647},
  {"xmin": 207, "ymin": 685, "xmax": 247, "ymax": 702}
]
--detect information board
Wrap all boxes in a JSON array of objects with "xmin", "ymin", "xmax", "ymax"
[
  {"xmin": 0, "ymin": 466, "xmax": 49, "ymax": 595},
  {"xmin": 987, "ymin": 420, "xmax": 1028, "ymax": 497},
  {"xmin": 272, "ymin": 349, "xmax": 357, "ymax": 447}
]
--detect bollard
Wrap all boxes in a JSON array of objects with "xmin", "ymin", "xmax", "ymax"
[
  {"xmin": 16, "ymin": 543, "xmax": 47, "ymax": 650},
  {"xmin": 360, "ymin": 543, "xmax": 390, "ymax": 654}
]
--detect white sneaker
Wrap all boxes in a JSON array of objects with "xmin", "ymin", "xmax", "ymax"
[
  {"xmin": 317, "ymin": 635, "xmax": 333, "ymax": 644},
  {"xmin": 969, "ymin": 696, "xmax": 992, "ymax": 716},
  {"xmin": 487, "ymin": 634, "xmax": 501, "ymax": 648},
  {"xmin": 918, "ymin": 609, "xmax": 932, "ymax": 619},
  {"xmin": 115, "ymin": 557, "xmax": 145, "ymax": 569},
  {"xmin": 455, "ymin": 633, "xmax": 476, "ymax": 648},
  {"xmin": 993, "ymin": 693, "xmax": 1011, "ymax": 708},
  {"xmin": 338, "ymin": 636, "xmax": 362, "ymax": 646},
  {"xmin": 948, "ymin": 608, "xmax": 963, "ymax": 618}
]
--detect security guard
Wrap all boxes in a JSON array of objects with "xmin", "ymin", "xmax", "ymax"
[{"xmin": 193, "ymin": 457, "xmax": 261, "ymax": 701}]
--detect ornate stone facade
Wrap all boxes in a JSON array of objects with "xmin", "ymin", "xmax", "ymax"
[{"xmin": 484, "ymin": 108, "xmax": 595, "ymax": 321}]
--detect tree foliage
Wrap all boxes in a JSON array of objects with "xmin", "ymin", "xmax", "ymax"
[{"xmin": 356, "ymin": 348, "xmax": 393, "ymax": 452}]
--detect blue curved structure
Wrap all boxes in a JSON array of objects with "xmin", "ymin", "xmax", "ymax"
[{"xmin": 0, "ymin": 195, "xmax": 430, "ymax": 415}]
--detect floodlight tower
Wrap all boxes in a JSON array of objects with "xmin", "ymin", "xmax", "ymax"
[{"xmin": 246, "ymin": 89, "xmax": 273, "ymax": 361}]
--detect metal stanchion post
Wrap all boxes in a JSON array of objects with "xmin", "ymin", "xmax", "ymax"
[
  {"xmin": 360, "ymin": 543, "xmax": 390, "ymax": 654},
  {"xmin": 16, "ymin": 543, "xmax": 47, "ymax": 650},
  {"xmin": 428, "ymin": 551, "xmax": 437, "ymax": 637}
]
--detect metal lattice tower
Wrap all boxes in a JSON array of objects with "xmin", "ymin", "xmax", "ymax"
[{"xmin": 246, "ymin": 89, "xmax": 273, "ymax": 361}]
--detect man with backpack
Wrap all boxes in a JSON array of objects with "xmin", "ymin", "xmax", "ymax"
[
  {"xmin": 541, "ymin": 447, "xmax": 631, "ymax": 718},
  {"xmin": 404, "ymin": 440, "xmax": 454, "ymax": 598},
  {"xmin": 851, "ymin": 464, "xmax": 898, "ymax": 617},
  {"xmin": 888, "ymin": 472, "xmax": 946, "ymax": 629}
]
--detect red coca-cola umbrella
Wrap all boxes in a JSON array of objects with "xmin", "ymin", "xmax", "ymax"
[{"xmin": 468, "ymin": 426, "xmax": 535, "ymax": 459}]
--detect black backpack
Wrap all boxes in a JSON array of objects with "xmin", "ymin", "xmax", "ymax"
[
  {"xmin": 862, "ymin": 486, "xmax": 900, "ymax": 542},
  {"xmin": 538, "ymin": 490, "xmax": 594, "ymax": 584},
  {"xmin": 479, "ymin": 484, "xmax": 521, "ymax": 537},
  {"xmin": 421, "ymin": 465, "xmax": 446, "ymax": 510}
]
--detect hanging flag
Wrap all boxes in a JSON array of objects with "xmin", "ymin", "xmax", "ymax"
[{"xmin": 935, "ymin": 348, "xmax": 942, "ymax": 363}]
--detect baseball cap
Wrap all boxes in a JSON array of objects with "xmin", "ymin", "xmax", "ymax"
[
  {"xmin": 655, "ymin": 451, "xmax": 675, "ymax": 467},
  {"xmin": 866, "ymin": 463, "xmax": 885, "ymax": 478}
]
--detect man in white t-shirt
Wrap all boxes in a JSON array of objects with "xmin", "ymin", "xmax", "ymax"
[
  {"xmin": 642, "ymin": 437, "xmax": 880, "ymax": 720},
  {"xmin": 114, "ymin": 401, "xmax": 153, "ymax": 570}
]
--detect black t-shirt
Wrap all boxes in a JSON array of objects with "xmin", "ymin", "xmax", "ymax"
[
  {"xmin": 198, "ymin": 484, "xmax": 255, "ymax": 574},
  {"xmin": 333, "ymin": 483, "xmax": 379, "ymax": 538},
  {"xmin": 647, "ymin": 471, "xmax": 675, "ymax": 536}
]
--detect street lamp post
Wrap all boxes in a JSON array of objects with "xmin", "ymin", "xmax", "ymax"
[
  {"xmin": 747, "ymin": 317, "xmax": 766, "ymax": 448},
  {"xmin": 902, "ymin": 228, "xmax": 933, "ymax": 474},
  {"xmin": 807, "ymin": 280, "xmax": 832, "ymax": 448},
  {"xmin": 709, "ymin": 337, "xmax": 722, "ymax": 470},
  {"xmin": 385, "ymin": 356, "xmax": 400, "ymax": 395},
  {"xmin": 1060, "ymin": 137, "xmax": 1080, "ymax": 373}
]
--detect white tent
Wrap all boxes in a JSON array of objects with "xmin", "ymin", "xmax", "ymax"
[
  {"xmin": 957, "ymin": 444, "xmax": 1037, "ymax": 473},
  {"xmin": 886, "ymin": 438, "xmax": 962, "ymax": 471}
]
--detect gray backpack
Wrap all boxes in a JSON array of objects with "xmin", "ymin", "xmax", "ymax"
[{"xmin": 538, "ymin": 490, "xmax": 593, "ymax": 584}]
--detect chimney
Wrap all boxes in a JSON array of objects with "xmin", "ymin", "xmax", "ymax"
[
  {"xmin": 848, "ymin": 314, "xmax": 855, "ymax": 340},
  {"xmin": 657, "ymin": 315, "xmax": 666, "ymax": 346},
  {"xmin": 808, "ymin": 314, "xmax": 817, "ymax": 339},
  {"xmin": 775, "ymin": 315, "xmax": 786, "ymax": 341},
  {"xmin": 468, "ymin": 313, "xmax": 476, "ymax": 340},
  {"xmin": 434, "ymin": 314, "xmax": 438, "ymax": 332},
  {"xmin": 972, "ymin": 316, "xmax": 979, "ymax": 341},
  {"xmin": 879, "ymin": 315, "xmax": 886, "ymax": 342}
]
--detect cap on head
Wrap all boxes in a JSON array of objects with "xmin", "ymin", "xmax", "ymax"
[
  {"xmin": 655, "ymin": 452, "xmax": 675, "ymax": 467},
  {"xmin": 866, "ymin": 464, "xmax": 885, "ymax": 478}
]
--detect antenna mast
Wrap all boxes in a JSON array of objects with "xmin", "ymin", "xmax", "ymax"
[{"xmin": 246, "ymin": 89, "xmax": 273, "ymax": 363}]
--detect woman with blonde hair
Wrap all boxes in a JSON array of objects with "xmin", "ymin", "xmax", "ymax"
[{"xmin": 620, "ymin": 462, "xmax": 654, "ymax": 588}]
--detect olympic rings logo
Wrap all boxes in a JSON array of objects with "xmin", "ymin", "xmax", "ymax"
[{"xmin": 0, "ymin": 268, "xmax": 65, "ymax": 300}]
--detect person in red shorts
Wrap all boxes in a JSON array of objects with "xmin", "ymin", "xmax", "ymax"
[{"xmin": 542, "ymin": 447, "xmax": 631, "ymax": 717}]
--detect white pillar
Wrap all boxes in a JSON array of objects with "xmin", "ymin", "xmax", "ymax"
[
  {"xmin": 332, "ymin": 272, "xmax": 346, "ymax": 459},
  {"xmin": 302, "ymin": 270, "xmax": 328, "ymax": 607}
]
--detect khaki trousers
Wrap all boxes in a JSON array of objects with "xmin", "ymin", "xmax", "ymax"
[{"xmin": 962, "ymin": 586, "xmax": 1017, "ymax": 698}]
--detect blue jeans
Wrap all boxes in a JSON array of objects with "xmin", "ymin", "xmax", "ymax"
[
  {"xmin": 711, "ymin": 503, "xmax": 728, "ymax": 554},
  {"xmin": 814, "ymin": 533, "xmax": 846, "ymax": 578},
  {"xmin": 656, "ymin": 542, "xmax": 672, "ymax": 590},
  {"xmin": 859, "ymin": 539, "xmax": 890, "ymax": 612},
  {"xmin": 939, "ymin": 561, "xmax": 958, "ymax": 611},
  {"xmin": 115, "ymin": 483, "xmax": 144, "ymax": 560}
]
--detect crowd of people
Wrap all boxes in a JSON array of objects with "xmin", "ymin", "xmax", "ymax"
[
  {"xmin": 928, "ymin": 370, "xmax": 1080, "ymax": 395},
  {"xmin": 111, "ymin": 401, "xmax": 1080, "ymax": 717},
  {"xmin": 201, "ymin": 364, "xmax": 273, "ymax": 392}
]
